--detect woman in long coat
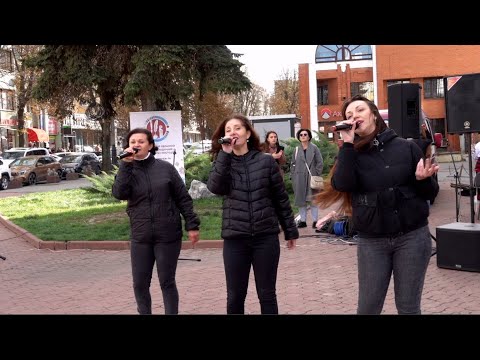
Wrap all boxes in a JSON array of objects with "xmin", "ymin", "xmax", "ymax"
[{"xmin": 291, "ymin": 128, "xmax": 324, "ymax": 228}]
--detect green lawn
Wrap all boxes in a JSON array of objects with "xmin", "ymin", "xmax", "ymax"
[{"xmin": 0, "ymin": 189, "xmax": 298, "ymax": 241}]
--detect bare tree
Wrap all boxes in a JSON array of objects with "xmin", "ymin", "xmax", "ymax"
[
  {"xmin": 181, "ymin": 89, "xmax": 233, "ymax": 140},
  {"xmin": 269, "ymin": 68, "xmax": 299, "ymax": 115},
  {"xmin": 228, "ymin": 83, "xmax": 269, "ymax": 116}
]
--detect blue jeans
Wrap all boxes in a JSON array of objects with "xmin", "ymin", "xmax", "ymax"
[
  {"xmin": 357, "ymin": 225, "xmax": 432, "ymax": 315},
  {"xmin": 223, "ymin": 234, "xmax": 280, "ymax": 314},
  {"xmin": 299, "ymin": 204, "xmax": 319, "ymax": 223},
  {"xmin": 130, "ymin": 240, "xmax": 182, "ymax": 315}
]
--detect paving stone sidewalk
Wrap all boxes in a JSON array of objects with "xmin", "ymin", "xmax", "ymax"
[{"xmin": 0, "ymin": 177, "xmax": 479, "ymax": 314}]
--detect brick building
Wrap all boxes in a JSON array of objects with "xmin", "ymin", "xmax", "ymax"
[{"xmin": 298, "ymin": 45, "xmax": 480, "ymax": 152}]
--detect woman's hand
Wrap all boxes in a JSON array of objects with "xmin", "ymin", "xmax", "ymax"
[
  {"xmin": 220, "ymin": 137, "xmax": 237, "ymax": 154},
  {"xmin": 286, "ymin": 239, "xmax": 296, "ymax": 250},
  {"xmin": 338, "ymin": 120, "xmax": 357, "ymax": 144},
  {"xmin": 188, "ymin": 230, "xmax": 200, "ymax": 248},
  {"xmin": 415, "ymin": 157, "xmax": 440, "ymax": 180},
  {"xmin": 121, "ymin": 147, "xmax": 137, "ymax": 162},
  {"xmin": 272, "ymin": 150, "xmax": 283, "ymax": 160}
]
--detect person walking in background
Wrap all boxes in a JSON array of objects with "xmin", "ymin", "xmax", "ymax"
[
  {"xmin": 112, "ymin": 128, "xmax": 200, "ymax": 315},
  {"xmin": 291, "ymin": 128, "xmax": 324, "ymax": 229},
  {"xmin": 262, "ymin": 131, "xmax": 287, "ymax": 177},
  {"xmin": 207, "ymin": 114, "xmax": 298, "ymax": 314},
  {"xmin": 316, "ymin": 95, "xmax": 439, "ymax": 315}
]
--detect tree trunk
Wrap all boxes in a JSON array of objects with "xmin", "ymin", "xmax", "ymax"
[
  {"xmin": 140, "ymin": 93, "xmax": 157, "ymax": 111},
  {"xmin": 100, "ymin": 118, "xmax": 113, "ymax": 172},
  {"xmin": 17, "ymin": 107, "xmax": 26, "ymax": 147}
]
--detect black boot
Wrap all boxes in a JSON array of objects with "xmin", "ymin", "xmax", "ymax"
[{"xmin": 297, "ymin": 221, "xmax": 307, "ymax": 228}]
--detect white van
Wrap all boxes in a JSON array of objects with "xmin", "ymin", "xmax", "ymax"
[{"xmin": 1, "ymin": 148, "xmax": 50, "ymax": 167}]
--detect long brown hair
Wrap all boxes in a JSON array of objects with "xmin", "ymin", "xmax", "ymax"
[
  {"xmin": 210, "ymin": 114, "xmax": 262, "ymax": 160},
  {"xmin": 314, "ymin": 95, "xmax": 387, "ymax": 215},
  {"xmin": 262, "ymin": 131, "xmax": 280, "ymax": 152},
  {"xmin": 314, "ymin": 161, "xmax": 352, "ymax": 215}
]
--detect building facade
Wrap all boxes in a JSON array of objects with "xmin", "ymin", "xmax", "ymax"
[
  {"xmin": 298, "ymin": 45, "xmax": 480, "ymax": 152},
  {"xmin": 0, "ymin": 48, "xmax": 17, "ymax": 153},
  {"xmin": 0, "ymin": 47, "xmax": 113, "ymax": 154}
]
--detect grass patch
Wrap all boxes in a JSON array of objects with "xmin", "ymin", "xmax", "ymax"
[{"xmin": 0, "ymin": 189, "xmax": 298, "ymax": 242}]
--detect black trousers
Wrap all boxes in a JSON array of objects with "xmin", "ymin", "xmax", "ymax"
[
  {"xmin": 223, "ymin": 234, "xmax": 280, "ymax": 314},
  {"xmin": 130, "ymin": 240, "xmax": 182, "ymax": 314}
]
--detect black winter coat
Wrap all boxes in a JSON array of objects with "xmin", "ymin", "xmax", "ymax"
[
  {"xmin": 207, "ymin": 150, "xmax": 299, "ymax": 241},
  {"xmin": 332, "ymin": 128, "xmax": 439, "ymax": 237},
  {"xmin": 112, "ymin": 155, "xmax": 200, "ymax": 243}
]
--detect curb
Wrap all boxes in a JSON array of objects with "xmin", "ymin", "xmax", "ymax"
[{"xmin": 0, "ymin": 214, "xmax": 223, "ymax": 251}]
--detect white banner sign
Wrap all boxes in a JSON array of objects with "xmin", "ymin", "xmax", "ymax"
[{"xmin": 129, "ymin": 111, "xmax": 185, "ymax": 182}]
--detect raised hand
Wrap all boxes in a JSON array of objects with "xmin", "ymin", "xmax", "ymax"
[{"xmin": 415, "ymin": 157, "xmax": 439, "ymax": 180}]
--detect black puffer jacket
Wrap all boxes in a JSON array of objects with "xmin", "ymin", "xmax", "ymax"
[
  {"xmin": 112, "ymin": 155, "xmax": 200, "ymax": 243},
  {"xmin": 332, "ymin": 128, "xmax": 439, "ymax": 237},
  {"xmin": 207, "ymin": 150, "xmax": 298, "ymax": 241}
]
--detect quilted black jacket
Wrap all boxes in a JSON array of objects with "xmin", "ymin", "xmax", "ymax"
[
  {"xmin": 112, "ymin": 155, "xmax": 200, "ymax": 243},
  {"xmin": 207, "ymin": 150, "xmax": 298, "ymax": 241},
  {"xmin": 332, "ymin": 128, "xmax": 439, "ymax": 237}
]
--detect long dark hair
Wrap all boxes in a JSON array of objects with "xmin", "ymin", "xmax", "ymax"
[
  {"xmin": 341, "ymin": 95, "xmax": 387, "ymax": 151},
  {"xmin": 263, "ymin": 131, "xmax": 280, "ymax": 152},
  {"xmin": 210, "ymin": 114, "xmax": 262, "ymax": 160},
  {"xmin": 314, "ymin": 160, "xmax": 352, "ymax": 215},
  {"xmin": 125, "ymin": 128, "xmax": 158, "ymax": 156},
  {"xmin": 315, "ymin": 95, "xmax": 387, "ymax": 215}
]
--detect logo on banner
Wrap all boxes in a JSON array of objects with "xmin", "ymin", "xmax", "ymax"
[
  {"xmin": 320, "ymin": 108, "xmax": 332, "ymax": 119},
  {"xmin": 320, "ymin": 108, "xmax": 342, "ymax": 120},
  {"xmin": 146, "ymin": 116, "xmax": 169, "ymax": 142}
]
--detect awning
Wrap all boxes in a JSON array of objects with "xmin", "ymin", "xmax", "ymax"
[{"xmin": 27, "ymin": 128, "xmax": 49, "ymax": 142}]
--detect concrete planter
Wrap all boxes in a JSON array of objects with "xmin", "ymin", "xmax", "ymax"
[
  {"xmin": 8, "ymin": 178, "xmax": 23, "ymax": 189},
  {"xmin": 66, "ymin": 173, "xmax": 79, "ymax": 180},
  {"xmin": 47, "ymin": 175, "xmax": 61, "ymax": 183}
]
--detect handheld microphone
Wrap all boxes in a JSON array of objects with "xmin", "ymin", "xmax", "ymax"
[
  {"xmin": 218, "ymin": 137, "xmax": 232, "ymax": 144},
  {"xmin": 118, "ymin": 148, "xmax": 139, "ymax": 160},
  {"xmin": 331, "ymin": 123, "xmax": 353, "ymax": 132}
]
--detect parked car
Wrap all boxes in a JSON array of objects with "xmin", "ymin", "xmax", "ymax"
[
  {"xmin": 0, "ymin": 158, "xmax": 12, "ymax": 190},
  {"xmin": 186, "ymin": 140, "xmax": 212, "ymax": 155},
  {"xmin": 91, "ymin": 151, "xmax": 102, "ymax": 163},
  {"xmin": 1, "ymin": 147, "xmax": 50, "ymax": 167},
  {"xmin": 59, "ymin": 153, "xmax": 101, "ymax": 178},
  {"xmin": 10, "ymin": 155, "xmax": 62, "ymax": 185}
]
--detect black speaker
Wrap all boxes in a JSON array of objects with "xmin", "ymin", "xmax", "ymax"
[
  {"xmin": 436, "ymin": 222, "xmax": 480, "ymax": 272},
  {"xmin": 388, "ymin": 83, "xmax": 421, "ymax": 139},
  {"xmin": 444, "ymin": 73, "xmax": 480, "ymax": 134}
]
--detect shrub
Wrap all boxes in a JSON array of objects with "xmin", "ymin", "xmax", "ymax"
[
  {"xmin": 184, "ymin": 152, "xmax": 212, "ymax": 189},
  {"xmin": 84, "ymin": 166, "xmax": 120, "ymax": 198},
  {"xmin": 181, "ymin": 132, "xmax": 338, "ymax": 195}
]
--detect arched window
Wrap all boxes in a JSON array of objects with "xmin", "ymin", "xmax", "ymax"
[{"xmin": 315, "ymin": 45, "xmax": 372, "ymax": 63}]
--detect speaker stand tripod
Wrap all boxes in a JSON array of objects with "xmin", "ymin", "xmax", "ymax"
[
  {"xmin": 450, "ymin": 151, "xmax": 462, "ymax": 222},
  {"xmin": 464, "ymin": 133, "xmax": 477, "ymax": 223}
]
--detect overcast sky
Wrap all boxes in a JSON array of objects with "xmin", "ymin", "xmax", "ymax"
[{"xmin": 227, "ymin": 45, "xmax": 317, "ymax": 94}]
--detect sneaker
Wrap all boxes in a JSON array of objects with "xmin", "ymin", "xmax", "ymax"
[
  {"xmin": 312, "ymin": 221, "xmax": 317, "ymax": 229},
  {"xmin": 297, "ymin": 221, "xmax": 307, "ymax": 228}
]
